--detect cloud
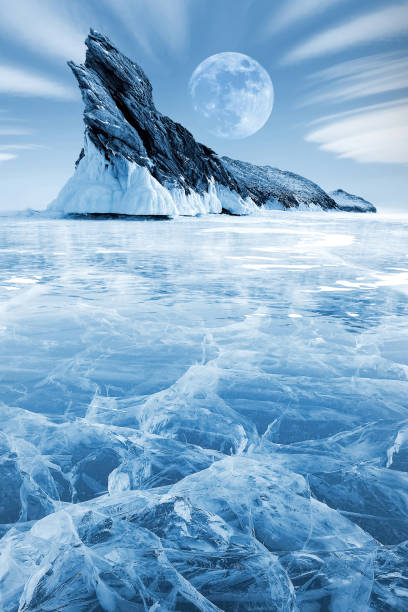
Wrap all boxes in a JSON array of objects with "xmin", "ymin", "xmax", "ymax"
[
  {"xmin": 265, "ymin": 0, "xmax": 346, "ymax": 33},
  {"xmin": 0, "ymin": 142, "xmax": 45, "ymax": 166},
  {"xmin": 0, "ymin": 65, "xmax": 76, "ymax": 100},
  {"xmin": 302, "ymin": 52, "xmax": 408, "ymax": 105},
  {"xmin": 0, "ymin": 0, "xmax": 85, "ymax": 64},
  {"xmin": 102, "ymin": 0, "xmax": 189, "ymax": 57},
  {"xmin": 148, "ymin": 0, "xmax": 189, "ymax": 54},
  {"xmin": 283, "ymin": 3, "xmax": 408, "ymax": 64},
  {"xmin": 305, "ymin": 99, "xmax": 408, "ymax": 163},
  {"xmin": 0, "ymin": 144, "xmax": 43, "ymax": 151},
  {"xmin": 0, "ymin": 153, "xmax": 17, "ymax": 163},
  {"xmin": 0, "ymin": 144, "xmax": 44, "ymax": 164},
  {"xmin": 0, "ymin": 126, "xmax": 33, "ymax": 136}
]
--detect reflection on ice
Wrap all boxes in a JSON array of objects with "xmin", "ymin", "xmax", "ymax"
[
  {"xmin": 319, "ymin": 285, "xmax": 354, "ymax": 292},
  {"xmin": 0, "ymin": 212, "xmax": 408, "ymax": 610}
]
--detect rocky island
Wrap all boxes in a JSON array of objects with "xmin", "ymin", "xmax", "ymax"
[
  {"xmin": 329, "ymin": 189, "xmax": 377, "ymax": 213},
  {"xmin": 49, "ymin": 30, "xmax": 376, "ymax": 216}
]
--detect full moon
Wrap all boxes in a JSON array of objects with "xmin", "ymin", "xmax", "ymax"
[{"xmin": 189, "ymin": 52, "xmax": 274, "ymax": 139}]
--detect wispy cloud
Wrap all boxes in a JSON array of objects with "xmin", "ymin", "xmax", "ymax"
[
  {"xmin": 0, "ymin": 144, "xmax": 43, "ymax": 151},
  {"xmin": 0, "ymin": 0, "xmax": 85, "ymax": 64},
  {"xmin": 302, "ymin": 52, "xmax": 408, "ymax": 105},
  {"xmin": 265, "ymin": 0, "xmax": 346, "ymax": 33},
  {"xmin": 0, "ymin": 65, "xmax": 76, "ymax": 100},
  {"xmin": 0, "ymin": 144, "xmax": 44, "ymax": 164},
  {"xmin": 305, "ymin": 99, "xmax": 408, "ymax": 163},
  {"xmin": 102, "ymin": 0, "xmax": 190, "ymax": 57},
  {"xmin": 283, "ymin": 3, "xmax": 408, "ymax": 64},
  {"xmin": 0, "ymin": 153, "xmax": 17, "ymax": 163},
  {"xmin": 0, "ymin": 126, "xmax": 33, "ymax": 136},
  {"xmin": 148, "ymin": 0, "xmax": 189, "ymax": 54}
]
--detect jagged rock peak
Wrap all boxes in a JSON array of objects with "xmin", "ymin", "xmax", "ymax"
[
  {"xmin": 67, "ymin": 29, "xmax": 240, "ymax": 197},
  {"xmin": 80, "ymin": 29, "xmax": 154, "ymax": 107}
]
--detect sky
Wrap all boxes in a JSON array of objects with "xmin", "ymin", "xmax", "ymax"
[{"xmin": 0, "ymin": 0, "xmax": 407, "ymax": 212}]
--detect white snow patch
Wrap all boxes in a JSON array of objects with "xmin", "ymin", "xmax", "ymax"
[{"xmin": 48, "ymin": 137, "xmax": 258, "ymax": 218}]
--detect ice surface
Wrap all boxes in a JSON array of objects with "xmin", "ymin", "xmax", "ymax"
[{"xmin": 1, "ymin": 211, "xmax": 408, "ymax": 610}]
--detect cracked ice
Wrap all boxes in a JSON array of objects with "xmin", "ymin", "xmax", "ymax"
[{"xmin": 0, "ymin": 212, "xmax": 408, "ymax": 610}]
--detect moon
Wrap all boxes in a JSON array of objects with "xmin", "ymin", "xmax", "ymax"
[{"xmin": 189, "ymin": 52, "xmax": 274, "ymax": 139}]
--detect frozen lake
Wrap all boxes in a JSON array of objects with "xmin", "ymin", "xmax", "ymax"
[{"xmin": 1, "ymin": 212, "xmax": 408, "ymax": 610}]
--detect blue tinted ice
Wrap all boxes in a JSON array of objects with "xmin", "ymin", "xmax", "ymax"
[{"xmin": 0, "ymin": 212, "xmax": 407, "ymax": 610}]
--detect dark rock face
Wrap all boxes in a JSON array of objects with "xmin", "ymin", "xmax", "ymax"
[
  {"xmin": 223, "ymin": 157, "xmax": 338, "ymax": 210},
  {"xmin": 329, "ymin": 189, "xmax": 377, "ymax": 213},
  {"xmin": 69, "ymin": 30, "xmax": 241, "ymax": 197}
]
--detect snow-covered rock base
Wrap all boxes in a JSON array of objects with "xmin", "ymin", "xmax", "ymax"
[{"xmin": 49, "ymin": 138, "xmax": 257, "ymax": 217}]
